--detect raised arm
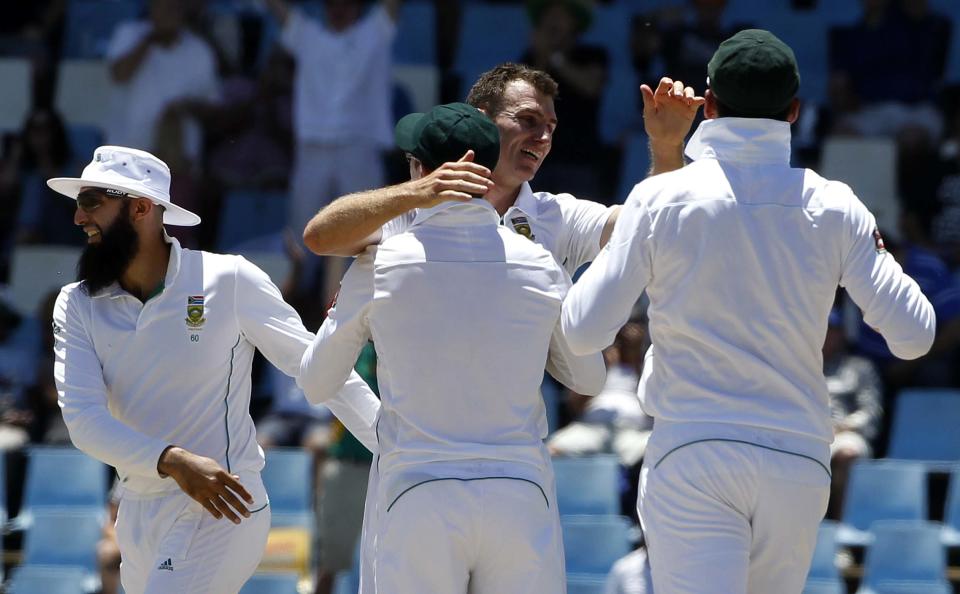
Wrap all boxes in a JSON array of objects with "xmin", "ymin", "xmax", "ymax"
[
  {"xmin": 642, "ymin": 77, "xmax": 704, "ymax": 176},
  {"xmin": 303, "ymin": 150, "xmax": 494, "ymax": 256},
  {"xmin": 595, "ymin": 78, "xmax": 701, "ymax": 247}
]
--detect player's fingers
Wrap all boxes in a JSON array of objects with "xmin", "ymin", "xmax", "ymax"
[
  {"xmin": 443, "ymin": 167, "xmax": 494, "ymax": 182},
  {"xmin": 655, "ymin": 77, "xmax": 674, "ymax": 97},
  {"xmin": 219, "ymin": 488, "xmax": 251, "ymax": 519},
  {"xmin": 211, "ymin": 495, "xmax": 242, "ymax": 524},
  {"xmin": 438, "ymin": 191, "xmax": 474, "ymax": 202},
  {"xmin": 672, "ymin": 80, "xmax": 685, "ymax": 97},
  {"xmin": 200, "ymin": 498, "xmax": 223, "ymax": 520},
  {"xmin": 457, "ymin": 149, "xmax": 476, "ymax": 163},
  {"xmin": 690, "ymin": 95, "xmax": 707, "ymax": 107},
  {"xmin": 640, "ymin": 84, "xmax": 655, "ymax": 111},
  {"xmin": 223, "ymin": 474, "xmax": 253, "ymax": 504}
]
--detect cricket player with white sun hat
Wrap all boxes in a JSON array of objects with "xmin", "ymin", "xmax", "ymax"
[
  {"xmin": 48, "ymin": 145, "xmax": 380, "ymax": 594},
  {"xmin": 561, "ymin": 29, "xmax": 936, "ymax": 594}
]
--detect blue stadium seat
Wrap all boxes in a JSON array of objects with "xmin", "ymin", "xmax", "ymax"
[
  {"xmin": 616, "ymin": 131, "xmax": 651, "ymax": 203},
  {"xmin": 63, "ymin": 0, "xmax": 145, "ymax": 59},
  {"xmin": 22, "ymin": 509, "xmax": 103, "ymax": 574},
  {"xmin": 887, "ymin": 389, "xmax": 960, "ymax": 466},
  {"xmin": 453, "ymin": 3, "xmax": 530, "ymax": 98},
  {"xmin": 553, "ymin": 455, "xmax": 622, "ymax": 516},
  {"xmin": 260, "ymin": 448, "xmax": 313, "ymax": 529},
  {"xmin": 10, "ymin": 446, "xmax": 107, "ymax": 531},
  {"xmin": 808, "ymin": 521, "xmax": 840, "ymax": 581},
  {"xmin": 561, "ymin": 514, "xmax": 633, "ymax": 575},
  {"xmin": 941, "ymin": 465, "xmax": 960, "ymax": 546},
  {"xmin": 566, "ymin": 573, "xmax": 607, "ymax": 594},
  {"xmin": 216, "ymin": 190, "xmax": 290, "ymax": 252},
  {"xmin": 857, "ymin": 521, "xmax": 949, "ymax": 594},
  {"xmin": 394, "ymin": 1, "xmax": 436, "ymax": 65},
  {"xmin": 804, "ymin": 578, "xmax": 847, "ymax": 594},
  {"xmin": 239, "ymin": 572, "xmax": 300, "ymax": 594},
  {"xmin": 837, "ymin": 460, "xmax": 926, "ymax": 546},
  {"xmin": 930, "ymin": 0, "xmax": 960, "ymax": 83},
  {"xmin": 7, "ymin": 565, "xmax": 88, "ymax": 594}
]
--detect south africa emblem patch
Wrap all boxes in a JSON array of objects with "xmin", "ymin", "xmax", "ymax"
[{"xmin": 186, "ymin": 295, "xmax": 206, "ymax": 329}]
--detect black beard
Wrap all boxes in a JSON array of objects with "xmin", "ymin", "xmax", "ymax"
[{"xmin": 76, "ymin": 202, "xmax": 140, "ymax": 295}]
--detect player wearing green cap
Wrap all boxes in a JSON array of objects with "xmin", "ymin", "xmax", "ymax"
[
  {"xmin": 300, "ymin": 102, "xmax": 605, "ymax": 594},
  {"xmin": 561, "ymin": 29, "xmax": 936, "ymax": 594}
]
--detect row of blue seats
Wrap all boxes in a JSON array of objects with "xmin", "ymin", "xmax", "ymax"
[{"xmin": 808, "ymin": 520, "xmax": 954, "ymax": 594}]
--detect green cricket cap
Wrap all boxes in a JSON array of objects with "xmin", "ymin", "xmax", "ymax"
[
  {"xmin": 394, "ymin": 102, "xmax": 500, "ymax": 172},
  {"xmin": 707, "ymin": 29, "xmax": 800, "ymax": 117}
]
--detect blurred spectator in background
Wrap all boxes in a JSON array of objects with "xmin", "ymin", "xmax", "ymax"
[
  {"xmin": 660, "ymin": 0, "xmax": 748, "ymax": 98},
  {"xmin": 207, "ymin": 46, "xmax": 294, "ymax": 193},
  {"xmin": 829, "ymin": 0, "xmax": 951, "ymax": 143},
  {"xmin": 106, "ymin": 0, "xmax": 220, "ymax": 161},
  {"xmin": 605, "ymin": 540, "xmax": 654, "ymax": 594},
  {"xmin": 823, "ymin": 308, "xmax": 883, "ymax": 520},
  {"xmin": 0, "ymin": 108, "xmax": 79, "ymax": 252},
  {"xmin": 0, "ymin": 296, "xmax": 36, "ymax": 451},
  {"xmin": 265, "ymin": 0, "xmax": 399, "ymax": 304},
  {"xmin": 935, "ymin": 99, "xmax": 960, "ymax": 276},
  {"xmin": 549, "ymin": 319, "xmax": 652, "ymax": 469},
  {"xmin": 25, "ymin": 289, "xmax": 71, "ymax": 445},
  {"xmin": 520, "ymin": 0, "xmax": 610, "ymax": 201}
]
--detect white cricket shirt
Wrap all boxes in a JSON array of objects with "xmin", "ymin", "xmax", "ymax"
[
  {"xmin": 53, "ymin": 237, "xmax": 378, "ymax": 496},
  {"xmin": 382, "ymin": 182, "xmax": 614, "ymax": 277},
  {"xmin": 562, "ymin": 118, "xmax": 936, "ymax": 468},
  {"xmin": 300, "ymin": 200, "xmax": 604, "ymax": 503},
  {"xmin": 280, "ymin": 6, "xmax": 395, "ymax": 147}
]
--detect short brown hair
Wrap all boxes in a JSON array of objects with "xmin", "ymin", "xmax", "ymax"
[{"xmin": 466, "ymin": 63, "xmax": 559, "ymax": 117}]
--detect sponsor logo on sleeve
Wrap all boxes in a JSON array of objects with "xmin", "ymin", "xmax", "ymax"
[{"xmin": 873, "ymin": 227, "xmax": 887, "ymax": 254}]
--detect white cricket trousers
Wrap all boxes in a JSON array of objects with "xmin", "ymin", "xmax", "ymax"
[
  {"xmin": 639, "ymin": 439, "xmax": 830, "ymax": 594},
  {"xmin": 288, "ymin": 142, "xmax": 385, "ymax": 239},
  {"xmin": 116, "ymin": 470, "xmax": 271, "ymax": 594},
  {"xmin": 372, "ymin": 477, "xmax": 565, "ymax": 594}
]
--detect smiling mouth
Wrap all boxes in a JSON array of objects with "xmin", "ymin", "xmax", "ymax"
[
  {"xmin": 521, "ymin": 149, "xmax": 541, "ymax": 162},
  {"xmin": 84, "ymin": 228, "xmax": 101, "ymax": 241}
]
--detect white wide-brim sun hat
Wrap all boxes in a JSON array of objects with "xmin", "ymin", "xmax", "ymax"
[{"xmin": 47, "ymin": 145, "xmax": 201, "ymax": 226}]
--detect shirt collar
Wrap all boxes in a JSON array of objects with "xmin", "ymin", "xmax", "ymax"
[
  {"xmin": 94, "ymin": 232, "xmax": 181, "ymax": 300},
  {"xmin": 685, "ymin": 118, "xmax": 792, "ymax": 165},
  {"xmin": 411, "ymin": 198, "xmax": 500, "ymax": 227},
  {"xmin": 512, "ymin": 182, "xmax": 539, "ymax": 221}
]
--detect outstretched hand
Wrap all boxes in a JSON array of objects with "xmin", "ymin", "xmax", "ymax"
[
  {"xmin": 158, "ymin": 446, "xmax": 254, "ymax": 524},
  {"xmin": 641, "ymin": 77, "xmax": 705, "ymax": 146},
  {"xmin": 407, "ymin": 150, "xmax": 495, "ymax": 209}
]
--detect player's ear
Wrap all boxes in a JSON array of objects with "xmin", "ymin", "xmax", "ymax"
[
  {"xmin": 703, "ymin": 90, "xmax": 719, "ymax": 120},
  {"xmin": 130, "ymin": 197, "xmax": 155, "ymax": 222},
  {"xmin": 785, "ymin": 98, "xmax": 801, "ymax": 124}
]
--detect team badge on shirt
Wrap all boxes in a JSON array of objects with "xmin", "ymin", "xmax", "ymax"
[
  {"xmin": 872, "ymin": 227, "xmax": 887, "ymax": 254},
  {"xmin": 510, "ymin": 216, "xmax": 535, "ymax": 241},
  {"xmin": 185, "ymin": 295, "xmax": 206, "ymax": 329}
]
